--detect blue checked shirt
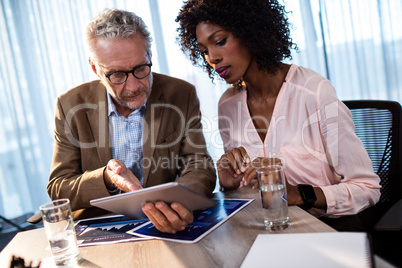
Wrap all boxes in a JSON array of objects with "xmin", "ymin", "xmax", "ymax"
[{"xmin": 107, "ymin": 93, "xmax": 145, "ymax": 186}]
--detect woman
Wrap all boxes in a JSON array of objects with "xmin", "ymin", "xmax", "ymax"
[{"xmin": 176, "ymin": 0, "xmax": 380, "ymax": 229}]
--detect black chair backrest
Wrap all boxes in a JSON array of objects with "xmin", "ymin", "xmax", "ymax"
[{"xmin": 343, "ymin": 100, "xmax": 402, "ymax": 228}]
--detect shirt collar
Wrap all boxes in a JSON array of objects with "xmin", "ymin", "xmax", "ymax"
[{"xmin": 106, "ymin": 92, "xmax": 146, "ymax": 117}]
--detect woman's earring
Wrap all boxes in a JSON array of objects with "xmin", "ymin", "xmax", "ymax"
[{"xmin": 234, "ymin": 79, "xmax": 244, "ymax": 89}]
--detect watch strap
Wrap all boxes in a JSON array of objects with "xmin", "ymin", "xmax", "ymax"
[{"xmin": 297, "ymin": 184, "xmax": 317, "ymax": 210}]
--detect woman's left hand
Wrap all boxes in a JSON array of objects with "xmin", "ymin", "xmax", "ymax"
[
  {"xmin": 242, "ymin": 157, "xmax": 283, "ymax": 189},
  {"xmin": 284, "ymin": 182, "xmax": 303, "ymax": 206}
]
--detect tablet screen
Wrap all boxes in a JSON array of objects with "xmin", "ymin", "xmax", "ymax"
[{"xmin": 90, "ymin": 182, "xmax": 217, "ymax": 219}]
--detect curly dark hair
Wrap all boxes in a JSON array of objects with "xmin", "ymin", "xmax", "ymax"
[{"xmin": 176, "ymin": 0, "xmax": 297, "ymax": 80}]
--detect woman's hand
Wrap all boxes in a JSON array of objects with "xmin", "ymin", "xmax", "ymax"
[
  {"xmin": 284, "ymin": 181, "xmax": 303, "ymax": 206},
  {"xmin": 285, "ymin": 182, "xmax": 326, "ymax": 209},
  {"xmin": 242, "ymin": 157, "xmax": 283, "ymax": 189},
  {"xmin": 217, "ymin": 147, "xmax": 250, "ymax": 190}
]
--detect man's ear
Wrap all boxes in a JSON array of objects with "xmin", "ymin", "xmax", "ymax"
[{"xmin": 89, "ymin": 58, "xmax": 100, "ymax": 78}]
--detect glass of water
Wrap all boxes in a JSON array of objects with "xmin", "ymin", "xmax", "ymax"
[
  {"xmin": 40, "ymin": 198, "xmax": 80, "ymax": 265},
  {"xmin": 256, "ymin": 165, "xmax": 290, "ymax": 231}
]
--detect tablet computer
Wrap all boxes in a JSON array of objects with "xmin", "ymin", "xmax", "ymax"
[{"xmin": 90, "ymin": 182, "xmax": 217, "ymax": 219}]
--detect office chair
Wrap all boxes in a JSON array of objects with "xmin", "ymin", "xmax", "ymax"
[
  {"xmin": 0, "ymin": 215, "xmax": 25, "ymax": 231},
  {"xmin": 343, "ymin": 100, "xmax": 402, "ymax": 267}
]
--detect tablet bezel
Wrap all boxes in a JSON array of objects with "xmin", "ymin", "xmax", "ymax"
[{"xmin": 90, "ymin": 182, "xmax": 217, "ymax": 219}]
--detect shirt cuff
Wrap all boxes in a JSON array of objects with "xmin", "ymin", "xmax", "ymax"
[{"xmin": 107, "ymin": 187, "xmax": 121, "ymax": 195}]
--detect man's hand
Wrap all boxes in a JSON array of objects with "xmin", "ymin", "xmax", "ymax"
[
  {"xmin": 103, "ymin": 159, "xmax": 143, "ymax": 192},
  {"xmin": 142, "ymin": 202, "xmax": 193, "ymax": 234}
]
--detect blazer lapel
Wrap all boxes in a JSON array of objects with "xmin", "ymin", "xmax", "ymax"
[
  {"xmin": 143, "ymin": 75, "xmax": 165, "ymax": 186},
  {"xmin": 86, "ymin": 83, "xmax": 112, "ymax": 166}
]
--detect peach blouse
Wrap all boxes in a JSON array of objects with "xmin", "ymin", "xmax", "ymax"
[{"xmin": 218, "ymin": 65, "xmax": 381, "ymax": 217}]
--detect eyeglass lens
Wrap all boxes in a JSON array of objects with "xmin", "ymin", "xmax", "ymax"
[{"xmin": 109, "ymin": 65, "xmax": 151, "ymax": 84}]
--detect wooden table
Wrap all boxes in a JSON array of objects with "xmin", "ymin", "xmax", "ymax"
[{"xmin": 0, "ymin": 187, "xmax": 361, "ymax": 268}]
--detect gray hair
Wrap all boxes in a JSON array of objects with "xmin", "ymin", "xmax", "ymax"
[{"xmin": 85, "ymin": 8, "xmax": 152, "ymax": 57}]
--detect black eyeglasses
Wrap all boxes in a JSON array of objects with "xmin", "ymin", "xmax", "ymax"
[{"xmin": 98, "ymin": 54, "xmax": 152, "ymax": 85}]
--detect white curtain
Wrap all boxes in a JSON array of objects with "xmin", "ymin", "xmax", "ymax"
[
  {"xmin": 289, "ymin": 0, "xmax": 402, "ymax": 101},
  {"xmin": 0, "ymin": 0, "xmax": 401, "ymax": 219}
]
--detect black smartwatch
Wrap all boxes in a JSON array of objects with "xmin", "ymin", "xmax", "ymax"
[{"xmin": 297, "ymin": 184, "xmax": 317, "ymax": 210}]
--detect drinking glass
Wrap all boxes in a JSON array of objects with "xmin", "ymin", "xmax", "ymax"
[
  {"xmin": 256, "ymin": 165, "xmax": 290, "ymax": 231},
  {"xmin": 40, "ymin": 198, "xmax": 80, "ymax": 265}
]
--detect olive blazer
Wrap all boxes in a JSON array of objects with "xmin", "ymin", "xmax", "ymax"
[{"xmin": 48, "ymin": 73, "xmax": 216, "ymax": 216}]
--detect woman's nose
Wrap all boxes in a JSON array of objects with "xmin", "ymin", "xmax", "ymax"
[{"xmin": 208, "ymin": 51, "xmax": 222, "ymax": 64}]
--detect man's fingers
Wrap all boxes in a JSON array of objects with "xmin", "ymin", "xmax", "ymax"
[
  {"xmin": 114, "ymin": 166, "xmax": 122, "ymax": 174},
  {"xmin": 142, "ymin": 202, "xmax": 193, "ymax": 234},
  {"xmin": 106, "ymin": 159, "xmax": 143, "ymax": 192},
  {"xmin": 124, "ymin": 179, "xmax": 143, "ymax": 192},
  {"xmin": 110, "ymin": 173, "xmax": 142, "ymax": 192},
  {"xmin": 156, "ymin": 202, "xmax": 188, "ymax": 231},
  {"xmin": 107, "ymin": 159, "xmax": 123, "ymax": 173},
  {"xmin": 128, "ymin": 182, "xmax": 143, "ymax": 191},
  {"xmin": 142, "ymin": 203, "xmax": 172, "ymax": 233},
  {"xmin": 170, "ymin": 202, "xmax": 193, "ymax": 225}
]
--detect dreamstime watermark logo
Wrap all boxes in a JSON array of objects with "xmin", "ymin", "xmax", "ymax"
[{"xmin": 63, "ymin": 100, "xmax": 340, "ymax": 167}]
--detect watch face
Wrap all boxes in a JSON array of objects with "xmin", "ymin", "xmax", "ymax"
[
  {"xmin": 303, "ymin": 185, "xmax": 316, "ymax": 200},
  {"xmin": 298, "ymin": 184, "xmax": 317, "ymax": 209}
]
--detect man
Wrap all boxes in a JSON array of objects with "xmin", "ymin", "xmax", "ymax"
[{"xmin": 47, "ymin": 9, "xmax": 216, "ymax": 234}]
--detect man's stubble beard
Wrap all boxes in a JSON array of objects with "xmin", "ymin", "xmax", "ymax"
[{"xmin": 103, "ymin": 73, "xmax": 153, "ymax": 110}]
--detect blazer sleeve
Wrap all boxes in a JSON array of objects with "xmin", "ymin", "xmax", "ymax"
[
  {"xmin": 174, "ymin": 86, "xmax": 217, "ymax": 196},
  {"xmin": 47, "ymin": 97, "xmax": 111, "ymax": 211}
]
